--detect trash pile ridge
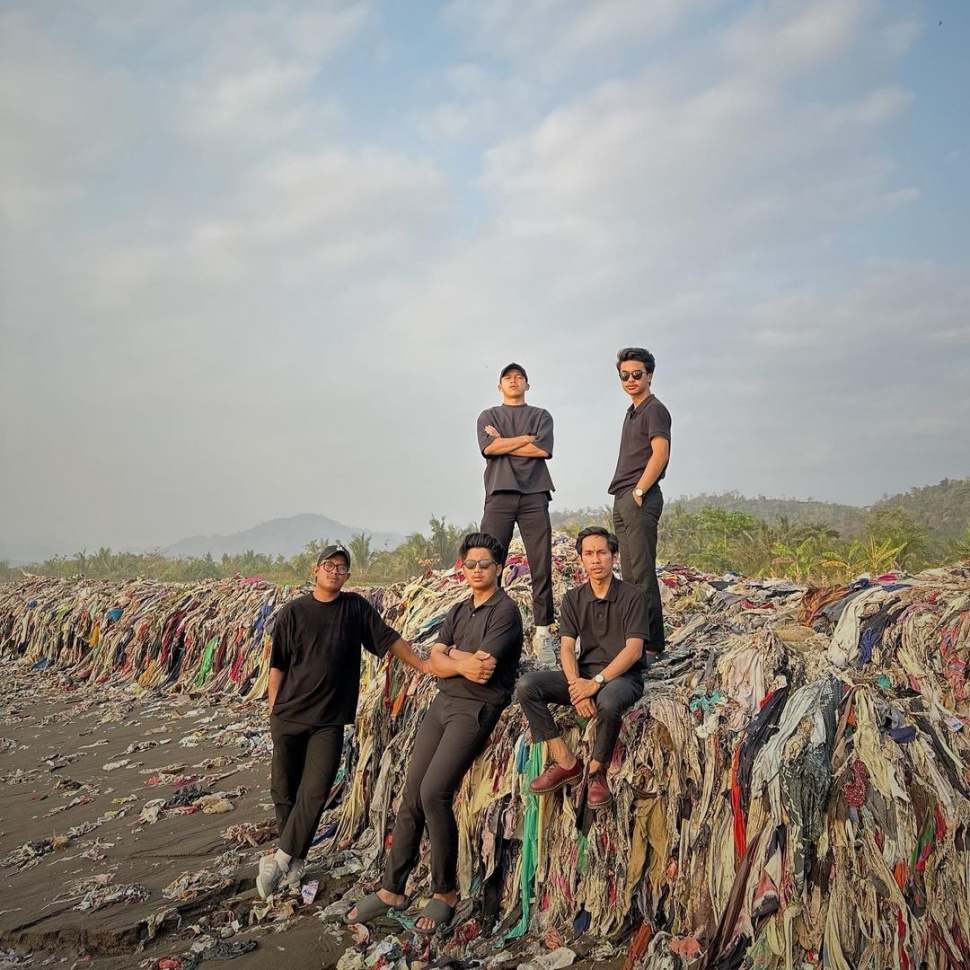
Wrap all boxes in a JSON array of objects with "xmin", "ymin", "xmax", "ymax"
[{"xmin": 1, "ymin": 538, "xmax": 968, "ymax": 970}]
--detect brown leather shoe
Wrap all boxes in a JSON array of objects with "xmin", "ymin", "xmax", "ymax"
[
  {"xmin": 587, "ymin": 770, "xmax": 613, "ymax": 809},
  {"xmin": 529, "ymin": 757, "xmax": 584, "ymax": 794}
]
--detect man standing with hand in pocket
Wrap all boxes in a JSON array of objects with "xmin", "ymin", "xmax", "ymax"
[{"xmin": 608, "ymin": 347, "xmax": 671, "ymax": 656}]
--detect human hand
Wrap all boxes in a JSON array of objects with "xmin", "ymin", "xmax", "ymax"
[
  {"xmin": 484, "ymin": 425, "xmax": 500, "ymax": 438},
  {"xmin": 632, "ymin": 488, "xmax": 643, "ymax": 507},
  {"xmin": 462, "ymin": 651, "xmax": 496, "ymax": 683},
  {"xmin": 574, "ymin": 698, "xmax": 597, "ymax": 719},
  {"xmin": 568, "ymin": 678, "xmax": 599, "ymax": 704}
]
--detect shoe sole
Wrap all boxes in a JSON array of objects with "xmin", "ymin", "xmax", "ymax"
[
  {"xmin": 588, "ymin": 795, "xmax": 614, "ymax": 809},
  {"xmin": 530, "ymin": 771, "xmax": 584, "ymax": 795}
]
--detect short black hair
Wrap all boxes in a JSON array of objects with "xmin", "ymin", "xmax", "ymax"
[
  {"xmin": 460, "ymin": 531, "xmax": 504, "ymax": 563},
  {"xmin": 575, "ymin": 526, "xmax": 619, "ymax": 556},
  {"xmin": 616, "ymin": 347, "xmax": 655, "ymax": 373}
]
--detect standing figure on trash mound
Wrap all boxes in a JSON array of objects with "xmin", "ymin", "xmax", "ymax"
[
  {"xmin": 608, "ymin": 347, "xmax": 671, "ymax": 655},
  {"xmin": 477, "ymin": 362, "xmax": 557, "ymax": 665},
  {"xmin": 515, "ymin": 527, "xmax": 660, "ymax": 809},
  {"xmin": 256, "ymin": 544, "xmax": 429, "ymax": 899},
  {"xmin": 346, "ymin": 532, "xmax": 523, "ymax": 932}
]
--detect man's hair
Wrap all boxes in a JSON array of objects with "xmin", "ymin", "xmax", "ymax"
[
  {"xmin": 459, "ymin": 531, "xmax": 505, "ymax": 562},
  {"xmin": 616, "ymin": 347, "xmax": 655, "ymax": 373},
  {"xmin": 575, "ymin": 526, "xmax": 619, "ymax": 556}
]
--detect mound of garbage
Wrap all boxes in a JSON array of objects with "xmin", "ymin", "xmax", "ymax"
[{"xmin": 2, "ymin": 539, "xmax": 968, "ymax": 969}]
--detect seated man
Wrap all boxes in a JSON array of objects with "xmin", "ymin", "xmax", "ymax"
[
  {"xmin": 516, "ymin": 526, "xmax": 658, "ymax": 809},
  {"xmin": 347, "ymin": 532, "xmax": 523, "ymax": 932}
]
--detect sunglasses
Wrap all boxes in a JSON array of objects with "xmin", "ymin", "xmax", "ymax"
[
  {"xmin": 619, "ymin": 369, "xmax": 646, "ymax": 382},
  {"xmin": 462, "ymin": 558, "xmax": 496, "ymax": 571},
  {"xmin": 319, "ymin": 562, "xmax": 350, "ymax": 575}
]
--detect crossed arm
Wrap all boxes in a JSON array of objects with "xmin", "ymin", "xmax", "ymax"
[{"xmin": 482, "ymin": 425, "xmax": 550, "ymax": 458}]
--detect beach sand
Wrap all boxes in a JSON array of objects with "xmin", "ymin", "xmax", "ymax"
[{"xmin": 0, "ymin": 671, "xmax": 614, "ymax": 970}]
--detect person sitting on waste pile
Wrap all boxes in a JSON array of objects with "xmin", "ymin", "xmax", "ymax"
[
  {"xmin": 256, "ymin": 543, "xmax": 430, "ymax": 900},
  {"xmin": 515, "ymin": 526, "xmax": 659, "ymax": 809},
  {"xmin": 346, "ymin": 532, "xmax": 523, "ymax": 933}
]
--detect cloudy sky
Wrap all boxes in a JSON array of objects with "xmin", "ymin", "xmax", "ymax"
[{"xmin": 2, "ymin": 0, "xmax": 968, "ymax": 554}]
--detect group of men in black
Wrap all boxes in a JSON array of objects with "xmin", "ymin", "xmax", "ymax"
[{"xmin": 257, "ymin": 347, "xmax": 672, "ymax": 934}]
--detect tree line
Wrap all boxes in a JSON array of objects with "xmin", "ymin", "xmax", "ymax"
[{"xmin": 2, "ymin": 505, "xmax": 967, "ymax": 587}]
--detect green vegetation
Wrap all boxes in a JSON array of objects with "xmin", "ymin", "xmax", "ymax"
[
  {"xmin": 2, "ymin": 480, "xmax": 967, "ymax": 586},
  {"xmin": 0, "ymin": 517, "xmax": 477, "ymax": 586}
]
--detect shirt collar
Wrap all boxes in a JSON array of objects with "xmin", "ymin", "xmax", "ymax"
[
  {"xmin": 578, "ymin": 577, "xmax": 619, "ymax": 603},
  {"xmin": 465, "ymin": 587, "xmax": 505, "ymax": 612}
]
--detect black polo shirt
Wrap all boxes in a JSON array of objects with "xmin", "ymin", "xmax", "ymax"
[
  {"xmin": 270, "ymin": 592, "xmax": 399, "ymax": 726},
  {"xmin": 436, "ymin": 588, "xmax": 523, "ymax": 705},
  {"xmin": 559, "ymin": 577, "xmax": 650, "ymax": 674},
  {"xmin": 478, "ymin": 403, "xmax": 555, "ymax": 496},
  {"xmin": 608, "ymin": 394, "xmax": 671, "ymax": 495}
]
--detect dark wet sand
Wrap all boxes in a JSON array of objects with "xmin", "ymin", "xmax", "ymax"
[{"xmin": 0, "ymin": 673, "xmax": 617, "ymax": 970}]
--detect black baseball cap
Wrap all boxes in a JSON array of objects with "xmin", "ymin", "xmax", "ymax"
[
  {"xmin": 499, "ymin": 362, "xmax": 528, "ymax": 381},
  {"xmin": 316, "ymin": 544, "xmax": 351, "ymax": 568}
]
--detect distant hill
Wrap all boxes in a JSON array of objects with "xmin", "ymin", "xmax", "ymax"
[
  {"xmin": 671, "ymin": 493, "xmax": 868, "ymax": 535},
  {"xmin": 163, "ymin": 513, "xmax": 405, "ymax": 560},
  {"xmin": 870, "ymin": 478, "xmax": 970, "ymax": 539}
]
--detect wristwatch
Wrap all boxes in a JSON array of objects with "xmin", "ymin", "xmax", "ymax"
[
  {"xmin": 633, "ymin": 487, "xmax": 645, "ymax": 498},
  {"xmin": 593, "ymin": 673, "xmax": 606, "ymax": 687}
]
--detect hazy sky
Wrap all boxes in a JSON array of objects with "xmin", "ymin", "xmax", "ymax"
[{"xmin": 2, "ymin": 0, "xmax": 968, "ymax": 553}]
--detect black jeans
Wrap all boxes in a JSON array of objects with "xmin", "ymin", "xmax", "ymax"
[
  {"xmin": 480, "ymin": 490, "xmax": 554, "ymax": 626},
  {"xmin": 382, "ymin": 693, "xmax": 502, "ymax": 896},
  {"xmin": 270, "ymin": 717, "xmax": 343, "ymax": 859},
  {"xmin": 612, "ymin": 485, "xmax": 665, "ymax": 652},
  {"xmin": 516, "ymin": 668, "xmax": 643, "ymax": 766}
]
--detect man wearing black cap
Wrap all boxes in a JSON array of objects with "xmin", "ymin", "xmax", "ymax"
[
  {"xmin": 478, "ymin": 363, "xmax": 556, "ymax": 664},
  {"xmin": 256, "ymin": 543, "xmax": 429, "ymax": 899}
]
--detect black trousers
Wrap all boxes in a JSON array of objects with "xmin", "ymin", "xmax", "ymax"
[
  {"xmin": 382, "ymin": 693, "xmax": 502, "ymax": 896},
  {"xmin": 480, "ymin": 490, "xmax": 554, "ymax": 626},
  {"xmin": 515, "ymin": 668, "xmax": 643, "ymax": 766},
  {"xmin": 269, "ymin": 716, "xmax": 342, "ymax": 860},
  {"xmin": 612, "ymin": 485, "xmax": 665, "ymax": 652}
]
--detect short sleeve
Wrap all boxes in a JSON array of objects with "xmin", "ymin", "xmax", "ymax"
[
  {"xmin": 269, "ymin": 605, "xmax": 294, "ymax": 671},
  {"xmin": 477, "ymin": 409, "xmax": 495, "ymax": 455},
  {"xmin": 437, "ymin": 603, "xmax": 459, "ymax": 648},
  {"xmin": 558, "ymin": 590, "xmax": 581, "ymax": 640},
  {"xmin": 359, "ymin": 598, "xmax": 401, "ymax": 659},
  {"xmin": 533, "ymin": 408, "xmax": 554, "ymax": 457},
  {"xmin": 620, "ymin": 588, "xmax": 650, "ymax": 642},
  {"xmin": 647, "ymin": 401, "xmax": 671, "ymax": 441}
]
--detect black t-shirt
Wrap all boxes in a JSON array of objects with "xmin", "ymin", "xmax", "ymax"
[
  {"xmin": 436, "ymin": 588, "xmax": 523, "ymax": 705},
  {"xmin": 608, "ymin": 395, "xmax": 671, "ymax": 495},
  {"xmin": 270, "ymin": 592, "xmax": 399, "ymax": 726},
  {"xmin": 559, "ymin": 577, "xmax": 651, "ymax": 673},
  {"xmin": 478, "ymin": 404, "xmax": 555, "ymax": 496}
]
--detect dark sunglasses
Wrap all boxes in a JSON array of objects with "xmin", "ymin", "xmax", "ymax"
[
  {"xmin": 619, "ymin": 369, "xmax": 645, "ymax": 382},
  {"xmin": 462, "ymin": 558, "xmax": 496, "ymax": 571}
]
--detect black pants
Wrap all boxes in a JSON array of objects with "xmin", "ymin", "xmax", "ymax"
[
  {"xmin": 270, "ymin": 717, "xmax": 342, "ymax": 860},
  {"xmin": 480, "ymin": 490, "xmax": 554, "ymax": 626},
  {"xmin": 382, "ymin": 693, "xmax": 502, "ymax": 896},
  {"xmin": 516, "ymin": 668, "xmax": 643, "ymax": 766},
  {"xmin": 612, "ymin": 485, "xmax": 665, "ymax": 652}
]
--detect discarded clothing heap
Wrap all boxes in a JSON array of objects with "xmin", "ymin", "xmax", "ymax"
[{"xmin": 2, "ymin": 554, "xmax": 969, "ymax": 968}]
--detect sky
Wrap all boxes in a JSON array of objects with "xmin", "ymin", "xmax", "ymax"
[{"xmin": 1, "ymin": 0, "xmax": 969, "ymax": 555}]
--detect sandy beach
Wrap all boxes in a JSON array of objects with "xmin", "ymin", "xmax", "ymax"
[{"xmin": 0, "ymin": 669, "xmax": 610, "ymax": 970}]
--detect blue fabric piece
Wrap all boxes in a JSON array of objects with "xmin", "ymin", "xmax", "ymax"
[
  {"xmin": 889, "ymin": 726, "xmax": 918, "ymax": 744},
  {"xmin": 856, "ymin": 627, "xmax": 880, "ymax": 668},
  {"xmin": 106, "ymin": 607, "xmax": 124, "ymax": 621},
  {"xmin": 31, "ymin": 657, "xmax": 51, "ymax": 670}
]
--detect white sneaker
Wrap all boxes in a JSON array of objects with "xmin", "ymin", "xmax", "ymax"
[
  {"xmin": 533, "ymin": 629, "xmax": 557, "ymax": 666},
  {"xmin": 281, "ymin": 858, "xmax": 306, "ymax": 891},
  {"xmin": 256, "ymin": 854, "xmax": 287, "ymax": 899}
]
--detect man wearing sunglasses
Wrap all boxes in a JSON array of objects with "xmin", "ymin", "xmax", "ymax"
[
  {"xmin": 478, "ymin": 362, "xmax": 556, "ymax": 665},
  {"xmin": 256, "ymin": 544, "xmax": 430, "ymax": 900},
  {"xmin": 608, "ymin": 347, "xmax": 671, "ymax": 657},
  {"xmin": 347, "ymin": 532, "xmax": 523, "ymax": 933}
]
